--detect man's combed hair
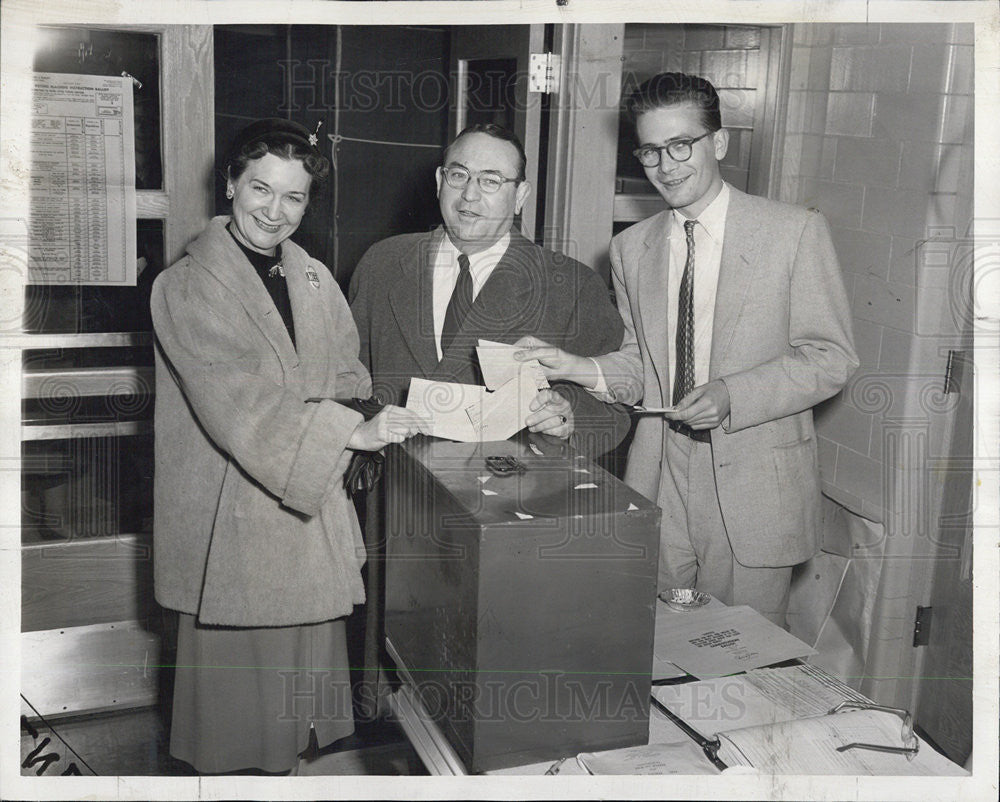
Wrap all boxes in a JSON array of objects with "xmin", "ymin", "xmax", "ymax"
[
  {"xmin": 445, "ymin": 123, "xmax": 527, "ymax": 182},
  {"xmin": 625, "ymin": 72, "xmax": 723, "ymax": 133}
]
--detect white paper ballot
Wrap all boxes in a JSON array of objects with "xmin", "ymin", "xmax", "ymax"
[
  {"xmin": 653, "ymin": 605, "xmax": 815, "ymax": 680},
  {"xmin": 405, "ymin": 373, "xmax": 538, "ymax": 442},
  {"xmin": 476, "ymin": 339, "xmax": 550, "ymax": 390}
]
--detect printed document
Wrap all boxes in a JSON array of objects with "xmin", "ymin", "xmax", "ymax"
[
  {"xmin": 653, "ymin": 605, "xmax": 815, "ymax": 679},
  {"xmin": 717, "ymin": 709, "xmax": 968, "ymax": 775},
  {"xmin": 29, "ymin": 73, "xmax": 136, "ymax": 285}
]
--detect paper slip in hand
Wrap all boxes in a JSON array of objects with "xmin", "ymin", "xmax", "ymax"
[
  {"xmin": 405, "ymin": 377, "xmax": 483, "ymax": 441},
  {"xmin": 405, "ymin": 374, "xmax": 538, "ymax": 442},
  {"xmin": 632, "ymin": 404, "xmax": 677, "ymax": 414},
  {"xmin": 476, "ymin": 339, "xmax": 550, "ymax": 390}
]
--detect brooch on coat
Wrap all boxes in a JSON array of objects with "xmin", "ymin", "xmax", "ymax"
[
  {"xmin": 305, "ymin": 269, "xmax": 320, "ymax": 289},
  {"xmin": 268, "ymin": 263, "xmax": 286, "ymax": 278}
]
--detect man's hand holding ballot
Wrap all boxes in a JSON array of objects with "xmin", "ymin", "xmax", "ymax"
[{"xmin": 404, "ymin": 340, "xmax": 571, "ymax": 442}]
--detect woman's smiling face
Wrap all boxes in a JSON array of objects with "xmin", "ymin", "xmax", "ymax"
[{"xmin": 227, "ymin": 152, "xmax": 311, "ymax": 254}]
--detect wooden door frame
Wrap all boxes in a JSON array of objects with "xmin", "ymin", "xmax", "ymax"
[
  {"xmin": 541, "ymin": 24, "xmax": 624, "ymax": 279},
  {"xmin": 9, "ymin": 23, "xmax": 214, "ymax": 719},
  {"xmin": 447, "ymin": 24, "xmax": 545, "ymax": 241}
]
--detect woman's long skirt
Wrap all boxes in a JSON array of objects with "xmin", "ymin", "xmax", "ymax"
[{"xmin": 169, "ymin": 613, "xmax": 354, "ymax": 774}]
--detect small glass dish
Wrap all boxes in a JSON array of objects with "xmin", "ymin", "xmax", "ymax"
[{"xmin": 659, "ymin": 588, "xmax": 711, "ymax": 612}]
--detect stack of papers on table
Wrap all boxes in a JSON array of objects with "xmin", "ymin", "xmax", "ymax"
[
  {"xmin": 652, "ymin": 604, "xmax": 816, "ymax": 680},
  {"xmin": 579, "ymin": 665, "xmax": 967, "ymax": 776}
]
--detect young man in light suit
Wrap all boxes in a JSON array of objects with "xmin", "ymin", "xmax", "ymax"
[{"xmin": 517, "ymin": 73, "xmax": 858, "ymax": 625}]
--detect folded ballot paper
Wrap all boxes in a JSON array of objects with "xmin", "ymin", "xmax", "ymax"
[
  {"xmin": 405, "ymin": 370, "xmax": 539, "ymax": 442},
  {"xmin": 404, "ymin": 341, "xmax": 548, "ymax": 442},
  {"xmin": 475, "ymin": 339, "xmax": 550, "ymax": 391}
]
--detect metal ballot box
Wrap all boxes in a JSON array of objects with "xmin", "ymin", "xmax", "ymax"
[{"xmin": 384, "ymin": 435, "xmax": 661, "ymax": 772}]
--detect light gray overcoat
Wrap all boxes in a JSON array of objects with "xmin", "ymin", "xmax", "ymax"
[
  {"xmin": 595, "ymin": 187, "xmax": 859, "ymax": 567},
  {"xmin": 151, "ymin": 217, "xmax": 371, "ymax": 626}
]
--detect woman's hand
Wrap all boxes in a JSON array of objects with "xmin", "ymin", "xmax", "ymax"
[
  {"xmin": 348, "ymin": 405, "xmax": 429, "ymax": 451},
  {"xmin": 513, "ymin": 335, "xmax": 598, "ymax": 389}
]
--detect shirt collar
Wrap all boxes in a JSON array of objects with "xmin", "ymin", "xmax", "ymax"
[
  {"xmin": 670, "ymin": 182, "xmax": 730, "ymax": 243},
  {"xmin": 438, "ymin": 230, "xmax": 511, "ymax": 271}
]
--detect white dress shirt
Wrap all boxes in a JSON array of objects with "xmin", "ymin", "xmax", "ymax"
[
  {"xmin": 591, "ymin": 183, "xmax": 731, "ymax": 398},
  {"xmin": 667, "ymin": 182, "xmax": 730, "ymax": 393},
  {"xmin": 432, "ymin": 232, "xmax": 511, "ymax": 361}
]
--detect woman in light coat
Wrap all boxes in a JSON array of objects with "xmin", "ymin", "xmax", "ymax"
[{"xmin": 151, "ymin": 118, "xmax": 426, "ymax": 774}]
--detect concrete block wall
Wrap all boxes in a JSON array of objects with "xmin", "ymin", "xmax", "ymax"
[{"xmin": 778, "ymin": 23, "xmax": 975, "ymax": 526}]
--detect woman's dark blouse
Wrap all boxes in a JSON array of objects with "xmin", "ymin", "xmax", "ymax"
[{"xmin": 228, "ymin": 225, "xmax": 296, "ymax": 348}]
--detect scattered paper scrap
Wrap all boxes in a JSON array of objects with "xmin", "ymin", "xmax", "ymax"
[
  {"xmin": 514, "ymin": 512, "xmax": 534, "ymax": 520},
  {"xmin": 482, "ymin": 489, "xmax": 498, "ymax": 496},
  {"xmin": 573, "ymin": 468, "xmax": 591, "ymax": 474},
  {"xmin": 574, "ymin": 482, "xmax": 599, "ymax": 490},
  {"xmin": 627, "ymin": 502, "xmax": 639, "ymax": 511},
  {"xmin": 478, "ymin": 475, "xmax": 491, "ymax": 484},
  {"xmin": 528, "ymin": 443, "xmax": 543, "ymax": 456}
]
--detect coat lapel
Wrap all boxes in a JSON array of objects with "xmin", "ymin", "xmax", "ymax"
[
  {"xmin": 638, "ymin": 214, "xmax": 671, "ymax": 406},
  {"xmin": 461, "ymin": 230, "xmax": 537, "ymax": 340},
  {"xmin": 711, "ymin": 188, "xmax": 758, "ymax": 376},
  {"xmin": 430, "ymin": 229, "xmax": 536, "ymax": 382},
  {"xmin": 282, "ymin": 242, "xmax": 328, "ymax": 393},
  {"xmin": 387, "ymin": 232, "xmax": 440, "ymax": 378},
  {"xmin": 190, "ymin": 217, "xmax": 300, "ymax": 374}
]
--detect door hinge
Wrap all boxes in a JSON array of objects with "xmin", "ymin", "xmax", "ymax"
[
  {"xmin": 529, "ymin": 52, "xmax": 561, "ymax": 94},
  {"xmin": 913, "ymin": 605, "xmax": 933, "ymax": 647},
  {"xmin": 943, "ymin": 349, "xmax": 964, "ymax": 395}
]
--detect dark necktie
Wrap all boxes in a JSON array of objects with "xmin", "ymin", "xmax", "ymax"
[
  {"xmin": 673, "ymin": 219, "xmax": 698, "ymax": 405},
  {"xmin": 441, "ymin": 252, "xmax": 473, "ymax": 355}
]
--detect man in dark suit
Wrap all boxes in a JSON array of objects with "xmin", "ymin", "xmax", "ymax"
[
  {"xmin": 348, "ymin": 124, "xmax": 630, "ymax": 718},
  {"xmin": 350, "ymin": 123, "xmax": 629, "ymax": 457},
  {"xmin": 517, "ymin": 75, "xmax": 858, "ymax": 625}
]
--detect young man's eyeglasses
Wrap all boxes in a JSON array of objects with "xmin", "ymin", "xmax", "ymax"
[
  {"xmin": 441, "ymin": 166, "xmax": 519, "ymax": 194},
  {"xmin": 633, "ymin": 131, "xmax": 715, "ymax": 167}
]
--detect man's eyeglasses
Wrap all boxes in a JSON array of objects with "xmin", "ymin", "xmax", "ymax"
[
  {"xmin": 828, "ymin": 701, "xmax": 920, "ymax": 760},
  {"xmin": 633, "ymin": 131, "xmax": 714, "ymax": 167},
  {"xmin": 441, "ymin": 166, "xmax": 519, "ymax": 194}
]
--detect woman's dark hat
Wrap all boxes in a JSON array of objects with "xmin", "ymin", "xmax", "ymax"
[{"xmin": 227, "ymin": 118, "xmax": 324, "ymax": 160}]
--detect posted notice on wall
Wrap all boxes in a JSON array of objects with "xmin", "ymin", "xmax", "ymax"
[{"xmin": 28, "ymin": 73, "xmax": 136, "ymax": 285}]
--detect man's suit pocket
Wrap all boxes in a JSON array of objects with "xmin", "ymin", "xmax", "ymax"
[{"xmin": 772, "ymin": 437, "xmax": 822, "ymax": 550}]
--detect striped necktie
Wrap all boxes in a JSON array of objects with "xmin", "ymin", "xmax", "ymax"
[{"xmin": 673, "ymin": 219, "xmax": 697, "ymax": 405}]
